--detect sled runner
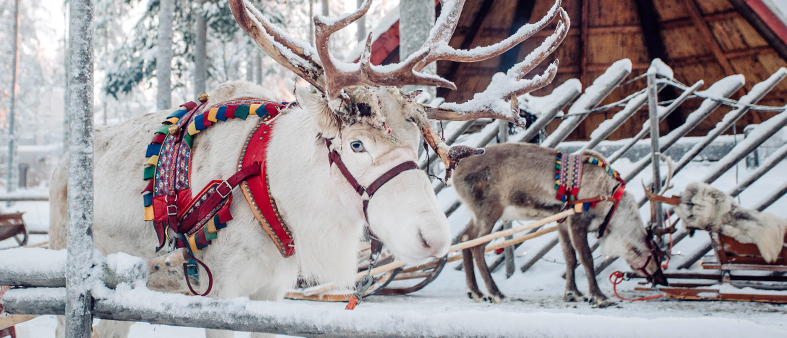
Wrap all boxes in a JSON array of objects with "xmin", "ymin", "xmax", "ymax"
[
  {"xmin": 0, "ymin": 213, "xmax": 27, "ymax": 247},
  {"xmin": 634, "ymin": 232, "xmax": 787, "ymax": 303}
]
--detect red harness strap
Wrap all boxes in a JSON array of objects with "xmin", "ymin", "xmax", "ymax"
[
  {"xmin": 178, "ymin": 164, "xmax": 261, "ymax": 233},
  {"xmin": 239, "ymin": 118, "xmax": 296, "ymax": 257},
  {"xmin": 325, "ymin": 139, "xmax": 419, "ymax": 222}
]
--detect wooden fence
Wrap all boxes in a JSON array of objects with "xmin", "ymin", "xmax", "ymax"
[{"xmin": 431, "ymin": 58, "xmax": 787, "ymax": 278}]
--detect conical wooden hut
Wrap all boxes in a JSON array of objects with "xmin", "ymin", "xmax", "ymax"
[{"xmin": 350, "ymin": 0, "xmax": 787, "ymax": 140}]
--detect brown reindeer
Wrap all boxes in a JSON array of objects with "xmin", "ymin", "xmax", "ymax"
[{"xmin": 452, "ymin": 143, "xmax": 667, "ymax": 307}]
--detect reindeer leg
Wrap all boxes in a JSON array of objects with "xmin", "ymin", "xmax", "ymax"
[
  {"xmin": 557, "ymin": 222, "xmax": 583, "ymax": 302},
  {"xmin": 460, "ymin": 221, "xmax": 484, "ymax": 302},
  {"xmin": 568, "ymin": 217, "xmax": 614, "ymax": 308},
  {"xmin": 472, "ymin": 244, "xmax": 505, "ymax": 303}
]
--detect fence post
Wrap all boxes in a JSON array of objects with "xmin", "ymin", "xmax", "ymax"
[
  {"xmin": 646, "ymin": 67, "xmax": 664, "ymax": 231},
  {"xmin": 66, "ymin": 0, "xmax": 95, "ymax": 336}
]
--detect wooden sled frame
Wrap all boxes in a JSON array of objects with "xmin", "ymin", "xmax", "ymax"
[
  {"xmin": 0, "ymin": 213, "xmax": 27, "ymax": 247},
  {"xmin": 285, "ymin": 210, "xmax": 573, "ymax": 302},
  {"xmin": 634, "ymin": 232, "xmax": 787, "ymax": 304}
]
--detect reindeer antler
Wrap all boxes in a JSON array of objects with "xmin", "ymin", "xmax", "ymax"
[
  {"xmin": 424, "ymin": 1, "xmax": 570, "ymax": 127},
  {"xmin": 228, "ymin": 0, "xmax": 325, "ymax": 89}
]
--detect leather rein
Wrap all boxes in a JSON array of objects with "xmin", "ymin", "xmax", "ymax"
[{"xmin": 325, "ymin": 139, "xmax": 419, "ymax": 223}]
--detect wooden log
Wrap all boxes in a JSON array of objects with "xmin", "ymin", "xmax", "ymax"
[
  {"xmin": 0, "ymin": 314, "xmax": 37, "ymax": 330},
  {"xmin": 308, "ymin": 211, "xmax": 573, "ymax": 296}
]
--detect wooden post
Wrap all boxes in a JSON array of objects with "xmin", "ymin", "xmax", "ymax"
[
  {"xmin": 647, "ymin": 66, "xmax": 664, "ymax": 231},
  {"xmin": 66, "ymin": 0, "xmax": 95, "ymax": 335}
]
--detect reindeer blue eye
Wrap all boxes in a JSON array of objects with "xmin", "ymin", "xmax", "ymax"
[{"xmin": 350, "ymin": 141, "xmax": 365, "ymax": 153}]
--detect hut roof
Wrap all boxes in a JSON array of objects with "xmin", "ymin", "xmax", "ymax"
[{"xmin": 351, "ymin": 0, "xmax": 787, "ymax": 140}]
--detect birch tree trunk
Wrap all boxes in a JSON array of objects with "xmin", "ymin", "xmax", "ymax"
[
  {"xmin": 7, "ymin": 0, "xmax": 20, "ymax": 195},
  {"xmin": 255, "ymin": 52, "xmax": 263, "ymax": 85},
  {"xmin": 246, "ymin": 49, "xmax": 254, "ymax": 82},
  {"xmin": 356, "ymin": 0, "xmax": 366, "ymax": 42},
  {"xmin": 308, "ymin": 0, "xmax": 314, "ymax": 46},
  {"xmin": 399, "ymin": 0, "xmax": 435, "ymax": 97},
  {"xmin": 157, "ymin": 0, "xmax": 175, "ymax": 109},
  {"xmin": 66, "ymin": 0, "xmax": 96, "ymax": 336},
  {"xmin": 322, "ymin": 0, "xmax": 329, "ymax": 16},
  {"xmin": 194, "ymin": 0, "xmax": 207, "ymax": 97}
]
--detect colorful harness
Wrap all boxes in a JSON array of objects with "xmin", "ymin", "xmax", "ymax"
[
  {"xmin": 554, "ymin": 152, "xmax": 626, "ymax": 237},
  {"xmin": 141, "ymin": 96, "xmax": 295, "ymax": 294}
]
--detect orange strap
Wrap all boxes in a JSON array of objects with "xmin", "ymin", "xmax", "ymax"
[{"xmin": 645, "ymin": 190, "xmax": 681, "ymax": 206}]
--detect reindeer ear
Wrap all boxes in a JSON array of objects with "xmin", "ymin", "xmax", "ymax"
[{"xmin": 296, "ymin": 84, "xmax": 340, "ymax": 139}]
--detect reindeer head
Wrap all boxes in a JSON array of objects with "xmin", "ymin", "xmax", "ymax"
[{"xmin": 229, "ymin": 0, "xmax": 569, "ymax": 262}]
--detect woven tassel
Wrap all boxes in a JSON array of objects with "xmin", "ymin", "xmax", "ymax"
[
  {"xmin": 143, "ymin": 166, "xmax": 156, "ymax": 180},
  {"xmin": 144, "ymin": 205, "xmax": 154, "ymax": 221},
  {"xmin": 235, "ymin": 105, "xmax": 250, "ymax": 120},
  {"xmin": 167, "ymin": 109, "xmax": 188, "ymax": 119},
  {"xmin": 142, "ymin": 179, "xmax": 154, "ymax": 194},
  {"xmin": 225, "ymin": 105, "xmax": 237, "ymax": 119},
  {"xmin": 143, "ymin": 193, "xmax": 153, "ymax": 207},
  {"xmin": 205, "ymin": 228, "xmax": 218, "ymax": 241},
  {"xmin": 188, "ymin": 233, "xmax": 201, "ymax": 253},
  {"xmin": 194, "ymin": 115, "xmax": 206, "ymax": 130},
  {"xmin": 151, "ymin": 133, "xmax": 167, "ymax": 144},
  {"xmin": 216, "ymin": 106, "xmax": 228, "ymax": 121},
  {"xmin": 145, "ymin": 143, "xmax": 162, "ymax": 157},
  {"xmin": 207, "ymin": 217, "xmax": 218, "ymax": 233},
  {"xmin": 166, "ymin": 117, "xmax": 179, "ymax": 125},
  {"xmin": 202, "ymin": 111, "xmax": 213, "ymax": 127},
  {"xmin": 574, "ymin": 203, "xmax": 583, "ymax": 213},
  {"xmin": 184, "ymin": 134, "xmax": 193, "ymax": 148},
  {"xmin": 187, "ymin": 123, "xmax": 199, "ymax": 136},
  {"xmin": 263, "ymin": 103, "xmax": 274, "ymax": 115},
  {"xmin": 208, "ymin": 107, "xmax": 219, "ymax": 122},
  {"xmin": 249, "ymin": 103, "xmax": 262, "ymax": 115},
  {"xmin": 156, "ymin": 125, "xmax": 171, "ymax": 134},
  {"xmin": 144, "ymin": 155, "xmax": 159, "ymax": 167}
]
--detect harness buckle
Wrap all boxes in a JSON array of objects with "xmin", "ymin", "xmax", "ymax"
[
  {"xmin": 217, "ymin": 180, "xmax": 232, "ymax": 199},
  {"xmin": 167, "ymin": 205, "xmax": 178, "ymax": 216}
]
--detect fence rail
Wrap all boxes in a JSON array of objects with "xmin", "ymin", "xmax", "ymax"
[{"xmin": 4, "ymin": 51, "xmax": 787, "ymax": 336}]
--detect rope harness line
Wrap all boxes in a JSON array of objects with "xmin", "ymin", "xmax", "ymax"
[{"xmin": 551, "ymin": 74, "xmax": 786, "ymax": 121}]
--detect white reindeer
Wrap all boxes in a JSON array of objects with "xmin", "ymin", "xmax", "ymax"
[{"xmin": 48, "ymin": 0, "xmax": 569, "ymax": 336}]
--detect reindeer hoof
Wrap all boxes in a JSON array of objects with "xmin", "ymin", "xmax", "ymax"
[
  {"xmin": 563, "ymin": 290, "xmax": 584, "ymax": 302},
  {"xmin": 588, "ymin": 295, "xmax": 615, "ymax": 308},
  {"xmin": 467, "ymin": 290, "xmax": 485, "ymax": 302},
  {"xmin": 491, "ymin": 294, "xmax": 506, "ymax": 304}
]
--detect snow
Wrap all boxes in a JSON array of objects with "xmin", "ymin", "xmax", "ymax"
[
  {"xmin": 0, "ymin": 248, "xmax": 65, "ymax": 278},
  {"xmin": 5, "ymin": 154, "xmax": 787, "ymax": 336}
]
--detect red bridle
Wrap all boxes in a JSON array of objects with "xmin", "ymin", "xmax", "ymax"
[{"xmin": 325, "ymin": 139, "xmax": 419, "ymax": 223}]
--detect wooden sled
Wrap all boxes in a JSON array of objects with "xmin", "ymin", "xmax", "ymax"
[
  {"xmin": 286, "ymin": 210, "xmax": 572, "ymax": 302},
  {"xmin": 285, "ymin": 247, "xmax": 448, "ymax": 302},
  {"xmin": 635, "ymin": 232, "xmax": 787, "ymax": 304},
  {"xmin": 0, "ymin": 213, "xmax": 26, "ymax": 247}
]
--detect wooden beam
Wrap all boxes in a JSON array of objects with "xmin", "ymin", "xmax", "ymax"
[
  {"xmin": 683, "ymin": 0, "xmax": 736, "ymax": 75},
  {"xmin": 438, "ymin": 0, "xmax": 497, "ymax": 98},
  {"xmin": 497, "ymin": 0, "xmax": 536, "ymax": 73},
  {"xmin": 728, "ymin": 0, "xmax": 787, "ymax": 62},
  {"xmin": 580, "ymin": 0, "xmax": 589, "ymax": 86}
]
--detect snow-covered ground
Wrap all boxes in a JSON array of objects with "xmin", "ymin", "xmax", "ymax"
[{"xmin": 3, "ymin": 153, "xmax": 787, "ymax": 337}]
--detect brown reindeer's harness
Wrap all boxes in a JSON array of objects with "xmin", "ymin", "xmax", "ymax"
[
  {"xmin": 554, "ymin": 152, "xmax": 626, "ymax": 238},
  {"xmin": 142, "ymin": 97, "xmax": 295, "ymax": 295}
]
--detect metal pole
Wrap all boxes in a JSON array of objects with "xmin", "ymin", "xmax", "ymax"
[
  {"xmin": 66, "ymin": 0, "xmax": 95, "ymax": 336},
  {"xmin": 7, "ymin": 0, "xmax": 20, "ymax": 197},
  {"xmin": 646, "ymin": 69, "xmax": 664, "ymax": 230}
]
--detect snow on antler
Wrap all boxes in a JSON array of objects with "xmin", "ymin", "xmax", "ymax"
[
  {"xmin": 229, "ymin": 0, "xmax": 325, "ymax": 88},
  {"xmin": 427, "ymin": 6, "xmax": 569, "ymax": 127},
  {"xmin": 415, "ymin": 0, "xmax": 564, "ymax": 68}
]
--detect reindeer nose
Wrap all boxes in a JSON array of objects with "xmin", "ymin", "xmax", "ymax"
[{"xmin": 652, "ymin": 269, "xmax": 668, "ymax": 286}]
